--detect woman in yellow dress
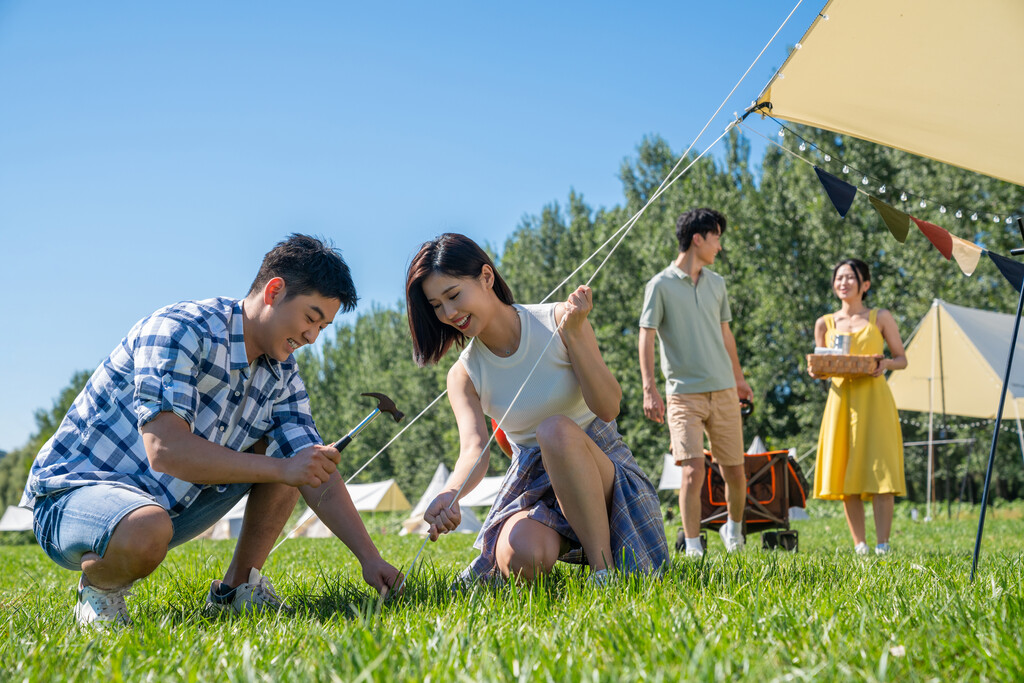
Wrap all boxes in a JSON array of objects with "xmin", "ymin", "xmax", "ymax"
[{"xmin": 810, "ymin": 259, "xmax": 908, "ymax": 555}]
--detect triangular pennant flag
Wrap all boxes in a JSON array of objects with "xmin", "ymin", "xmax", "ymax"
[
  {"xmin": 950, "ymin": 235, "xmax": 983, "ymax": 276},
  {"xmin": 912, "ymin": 217, "xmax": 953, "ymax": 259},
  {"xmin": 988, "ymin": 251, "xmax": 1024, "ymax": 292},
  {"xmin": 814, "ymin": 167, "xmax": 857, "ymax": 218},
  {"xmin": 869, "ymin": 196, "xmax": 911, "ymax": 243}
]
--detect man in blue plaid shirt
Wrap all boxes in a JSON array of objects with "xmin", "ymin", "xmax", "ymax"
[{"xmin": 22, "ymin": 234, "xmax": 401, "ymax": 626}]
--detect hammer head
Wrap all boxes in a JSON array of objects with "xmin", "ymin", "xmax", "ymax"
[{"xmin": 361, "ymin": 392, "xmax": 404, "ymax": 422}]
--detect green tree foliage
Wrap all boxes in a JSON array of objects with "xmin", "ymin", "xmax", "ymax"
[{"xmin": 0, "ymin": 370, "xmax": 91, "ymax": 510}]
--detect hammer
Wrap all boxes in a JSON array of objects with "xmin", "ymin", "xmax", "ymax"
[{"xmin": 330, "ymin": 392, "xmax": 404, "ymax": 452}]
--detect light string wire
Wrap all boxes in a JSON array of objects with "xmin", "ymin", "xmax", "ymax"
[
  {"xmin": 270, "ymin": 0, "xmax": 808, "ymax": 584},
  {"xmin": 745, "ymin": 114, "xmax": 1022, "ymax": 226}
]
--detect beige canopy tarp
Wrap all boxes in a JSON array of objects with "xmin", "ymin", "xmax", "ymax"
[
  {"xmin": 888, "ymin": 300, "xmax": 1024, "ymax": 420},
  {"xmin": 754, "ymin": 0, "xmax": 1024, "ymax": 187}
]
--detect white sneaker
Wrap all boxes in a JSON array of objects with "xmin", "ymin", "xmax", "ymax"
[
  {"xmin": 875, "ymin": 543, "xmax": 891, "ymax": 556},
  {"xmin": 684, "ymin": 547, "xmax": 705, "ymax": 559},
  {"xmin": 586, "ymin": 568, "xmax": 615, "ymax": 588},
  {"xmin": 719, "ymin": 523, "xmax": 745, "ymax": 553},
  {"xmin": 74, "ymin": 576, "xmax": 132, "ymax": 627},
  {"xmin": 204, "ymin": 567, "xmax": 292, "ymax": 615},
  {"xmin": 854, "ymin": 542, "xmax": 870, "ymax": 555}
]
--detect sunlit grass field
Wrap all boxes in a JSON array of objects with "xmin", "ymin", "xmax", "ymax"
[{"xmin": 2, "ymin": 500, "xmax": 1023, "ymax": 682}]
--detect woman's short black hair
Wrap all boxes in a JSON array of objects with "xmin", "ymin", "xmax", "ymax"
[{"xmin": 405, "ymin": 233, "xmax": 514, "ymax": 366}]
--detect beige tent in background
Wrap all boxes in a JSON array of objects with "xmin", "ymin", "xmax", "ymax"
[
  {"xmin": 888, "ymin": 300, "xmax": 1024, "ymax": 517},
  {"xmin": 292, "ymin": 479, "xmax": 411, "ymax": 537},
  {"xmin": 754, "ymin": 0, "xmax": 1024, "ymax": 187},
  {"xmin": 400, "ymin": 463, "xmax": 483, "ymax": 536}
]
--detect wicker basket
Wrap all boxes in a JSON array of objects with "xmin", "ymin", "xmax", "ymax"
[{"xmin": 806, "ymin": 353, "xmax": 877, "ymax": 378}]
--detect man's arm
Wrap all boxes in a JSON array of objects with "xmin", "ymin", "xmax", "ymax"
[
  {"xmin": 301, "ymin": 472, "xmax": 402, "ymax": 596},
  {"xmin": 720, "ymin": 322, "xmax": 753, "ymax": 401},
  {"xmin": 141, "ymin": 412, "xmax": 338, "ymax": 488},
  {"xmin": 639, "ymin": 327, "xmax": 665, "ymax": 423}
]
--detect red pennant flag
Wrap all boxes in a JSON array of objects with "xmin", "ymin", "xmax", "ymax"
[{"xmin": 912, "ymin": 217, "xmax": 953, "ymax": 259}]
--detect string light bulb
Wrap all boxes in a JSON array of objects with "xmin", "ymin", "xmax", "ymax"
[
  {"xmin": 778, "ymin": 129, "xmax": 785, "ymax": 137},
  {"xmin": 1008, "ymin": 217, "xmax": 1014, "ymax": 225},
  {"xmin": 919, "ymin": 200, "xmax": 927, "ymax": 208},
  {"xmin": 799, "ymin": 142, "xmax": 807, "ymax": 151},
  {"xmin": 971, "ymin": 213, "xmax": 979, "ymax": 221},
  {"xmin": 900, "ymin": 192, "xmax": 908, "ymax": 201},
  {"xmin": 842, "ymin": 165, "xmax": 849, "ymax": 173},
  {"xmin": 939, "ymin": 206, "xmax": 947, "ymax": 214},
  {"xmin": 861, "ymin": 176, "xmax": 869, "ymax": 185},
  {"xmin": 879, "ymin": 184, "xmax": 886, "ymax": 194},
  {"xmin": 824, "ymin": 154, "xmax": 831, "ymax": 162},
  {"xmin": 993, "ymin": 215, "xmax": 1001, "ymax": 223},
  {"xmin": 955, "ymin": 210, "xmax": 963, "ymax": 218}
]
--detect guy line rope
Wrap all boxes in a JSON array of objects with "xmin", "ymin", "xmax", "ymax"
[{"xmin": 269, "ymin": 1, "xmax": 807, "ymax": 587}]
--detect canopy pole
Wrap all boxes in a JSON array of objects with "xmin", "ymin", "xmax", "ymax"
[
  {"xmin": 971, "ymin": 218, "xmax": 1024, "ymax": 582},
  {"xmin": 1015, "ymin": 402, "xmax": 1024, "ymax": 467},
  {"xmin": 926, "ymin": 299, "xmax": 938, "ymax": 522}
]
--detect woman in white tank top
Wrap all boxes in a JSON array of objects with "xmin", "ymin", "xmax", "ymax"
[{"xmin": 406, "ymin": 233, "xmax": 667, "ymax": 585}]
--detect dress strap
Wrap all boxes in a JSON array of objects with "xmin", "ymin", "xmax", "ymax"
[
  {"xmin": 869, "ymin": 309, "xmax": 878, "ymax": 325},
  {"xmin": 824, "ymin": 314, "xmax": 835, "ymax": 330}
]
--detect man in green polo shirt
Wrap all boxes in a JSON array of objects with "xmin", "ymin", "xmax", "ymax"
[{"xmin": 638, "ymin": 207, "xmax": 753, "ymax": 557}]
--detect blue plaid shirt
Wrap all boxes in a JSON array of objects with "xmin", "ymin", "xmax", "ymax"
[{"xmin": 21, "ymin": 297, "xmax": 322, "ymax": 516}]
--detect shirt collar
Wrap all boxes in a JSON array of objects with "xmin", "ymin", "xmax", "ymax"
[
  {"xmin": 668, "ymin": 263, "xmax": 696, "ymax": 283},
  {"xmin": 227, "ymin": 300, "xmax": 251, "ymax": 372},
  {"xmin": 229, "ymin": 299, "xmax": 285, "ymax": 381}
]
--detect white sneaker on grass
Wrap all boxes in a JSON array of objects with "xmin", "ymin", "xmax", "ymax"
[
  {"xmin": 684, "ymin": 547, "xmax": 705, "ymax": 559},
  {"xmin": 854, "ymin": 542, "xmax": 870, "ymax": 556},
  {"xmin": 586, "ymin": 568, "xmax": 614, "ymax": 588},
  {"xmin": 875, "ymin": 542, "xmax": 891, "ymax": 556},
  {"xmin": 719, "ymin": 523, "xmax": 745, "ymax": 553},
  {"xmin": 74, "ymin": 576, "xmax": 132, "ymax": 627},
  {"xmin": 205, "ymin": 567, "xmax": 292, "ymax": 616}
]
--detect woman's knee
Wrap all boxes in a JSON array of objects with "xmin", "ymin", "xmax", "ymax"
[
  {"xmin": 536, "ymin": 415, "xmax": 578, "ymax": 451},
  {"xmin": 496, "ymin": 522, "xmax": 559, "ymax": 580}
]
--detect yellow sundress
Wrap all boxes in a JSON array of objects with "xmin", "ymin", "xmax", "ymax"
[{"xmin": 814, "ymin": 309, "xmax": 906, "ymax": 500}]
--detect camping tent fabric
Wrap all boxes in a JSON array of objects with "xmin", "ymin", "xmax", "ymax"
[
  {"xmin": 754, "ymin": 0, "xmax": 1024, "ymax": 187},
  {"xmin": 291, "ymin": 479, "xmax": 411, "ymax": 538},
  {"xmin": 458, "ymin": 476, "xmax": 504, "ymax": 508},
  {"xmin": 887, "ymin": 300, "xmax": 1024, "ymax": 419},
  {"xmin": 0, "ymin": 505, "xmax": 33, "ymax": 531},
  {"xmin": 399, "ymin": 463, "xmax": 484, "ymax": 536}
]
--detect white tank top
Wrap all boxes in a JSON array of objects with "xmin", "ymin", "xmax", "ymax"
[{"xmin": 458, "ymin": 303, "xmax": 596, "ymax": 448}]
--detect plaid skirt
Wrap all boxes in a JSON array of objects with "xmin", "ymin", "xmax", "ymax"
[{"xmin": 459, "ymin": 418, "xmax": 668, "ymax": 584}]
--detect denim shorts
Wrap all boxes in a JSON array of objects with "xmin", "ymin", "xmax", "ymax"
[{"xmin": 33, "ymin": 482, "xmax": 251, "ymax": 571}]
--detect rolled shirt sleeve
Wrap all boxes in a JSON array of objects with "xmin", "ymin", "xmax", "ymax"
[{"xmin": 132, "ymin": 317, "xmax": 202, "ymax": 431}]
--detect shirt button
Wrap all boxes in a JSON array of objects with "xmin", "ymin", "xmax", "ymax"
[
  {"xmin": 184, "ymin": 495, "xmax": 191, "ymax": 501},
  {"xmin": 234, "ymin": 391, "xmax": 241, "ymax": 396},
  {"xmin": 219, "ymin": 426, "xmax": 226, "ymax": 432}
]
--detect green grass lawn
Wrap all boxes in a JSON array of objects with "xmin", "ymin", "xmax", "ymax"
[{"xmin": 2, "ymin": 501, "xmax": 1023, "ymax": 682}]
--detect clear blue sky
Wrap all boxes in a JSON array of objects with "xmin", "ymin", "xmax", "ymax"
[{"xmin": 0, "ymin": 1, "xmax": 823, "ymax": 452}]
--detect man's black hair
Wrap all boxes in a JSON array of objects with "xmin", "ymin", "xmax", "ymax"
[
  {"xmin": 248, "ymin": 234, "xmax": 358, "ymax": 312},
  {"xmin": 675, "ymin": 208, "xmax": 727, "ymax": 252}
]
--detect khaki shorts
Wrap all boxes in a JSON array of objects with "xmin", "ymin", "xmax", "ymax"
[{"xmin": 667, "ymin": 387, "xmax": 744, "ymax": 467}]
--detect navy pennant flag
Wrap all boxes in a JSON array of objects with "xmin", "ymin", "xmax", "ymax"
[
  {"xmin": 988, "ymin": 251, "xmax": 1024, "ymax": 293},
  {"xmin": 814, "ymin": 166, "xmax": 857, "ymax": 218}
]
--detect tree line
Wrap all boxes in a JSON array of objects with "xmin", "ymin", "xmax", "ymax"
[{"xmin": 4, "ymin": 127, "xmax": 1024, "ymax": 515}]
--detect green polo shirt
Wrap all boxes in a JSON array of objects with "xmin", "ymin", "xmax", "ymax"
[{"xmin": 639, "ymin": 263, "xmax": 735, "ymax": 395}]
